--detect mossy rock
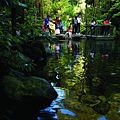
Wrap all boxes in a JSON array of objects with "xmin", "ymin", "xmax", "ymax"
[{"xmin": 0, "ymin": 76, "xmax": 58, "ymax": 101}]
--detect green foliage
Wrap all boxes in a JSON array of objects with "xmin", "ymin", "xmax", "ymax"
[
  {"xmin": 21, "ymin": 7, "xmax": 41, "ymax": 36},
  {"xmin": 49, "ymin": 0, "xmax": 75, "ymax": 22},
  {"xmin": 50, "ymin": 0, "xmax": 75, "ymax": 19},
  {"xmin": 108, "ymin": 1, "xmax": 120, "ymax": 19},
  {"xmin": 0, "ymin": 38, "xmax": 35, "ymax": 74},
  {"xmin": 41, "ymin": 0, "xmax": 84, "ymax": 26}
]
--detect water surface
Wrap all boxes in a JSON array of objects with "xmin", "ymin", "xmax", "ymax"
[{"xmin": 40, "ymin": 38, "xmax": 120, "ymax": 120}]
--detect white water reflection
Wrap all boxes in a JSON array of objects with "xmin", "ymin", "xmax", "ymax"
[
  {"xmin": 59, "ymin": 109, "xmax": 76, "ymax": 116},
  {"xmin": 37, "ymin": 83, "xmax": 76, "ymax": 119},
  {"xmin": 97, "ymin": 116, "xmax": 108, "ymax": 120},
  {"xmin": 53, "ymin": 86, "xmax": 76, "ymax": 117}
]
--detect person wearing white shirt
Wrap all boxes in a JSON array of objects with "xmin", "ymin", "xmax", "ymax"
[{"xmin": 77, "ymin": 14, "xmax": 82, "ymax": 34}]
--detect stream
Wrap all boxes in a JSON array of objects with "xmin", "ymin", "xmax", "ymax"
[
  {"xmin": 37, "ymin": 38, "xmax": 120, "ymax": 120},
  {"xmin": 37, "ymin": 83, "xmax": 76, "ymax": 120},
  {"xmin": 36, "ymin": 39, "xmax": 77, "ymax": 120}
]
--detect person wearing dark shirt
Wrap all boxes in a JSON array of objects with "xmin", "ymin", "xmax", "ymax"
[
  {"xmin": 72, "ymin": 16, "xmax": 78, "ymax": 34},
  {"xmin": 54, "ymin": 17, "xmax": 59, "ymax": 30},
  {"xmin": 91, "ymin": 18, "xmax": 97, "ymax": 35},
  {"xmin": 44, "ymin": 15, "xmax": 51, "ymax": 34},
  {"xmin": 102, "ymin": 19, "xmax": 110, "ymax": 35}
]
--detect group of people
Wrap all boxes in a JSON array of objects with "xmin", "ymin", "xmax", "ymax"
[
  {"xmin": 90, "ymin": 18, "xmax": 111, "ymax": 35},
  {"xmin": 41, "ymin": 14, "xmax": 82, "ymax": 38},
  {"xmin": 42, "ymin": 15, "xmax": 112, "ymax": 37},
  {"xmin": 54, "ymin": 17, "xmax": 64, "ymax": 34},
  {"xmin": 72, "ymin": 14, "xmax": 82, "ymax": 34},
  {"xmin": 102, "ymin": 19, "xmax": 111, "ymax": 35},
  {"xmin": 41, "ymin": 15, "xmax": 64, "ymax": 35},
  {"xmin": 65, "ymin": 14, "xmax": 82, "ymax": 39}
]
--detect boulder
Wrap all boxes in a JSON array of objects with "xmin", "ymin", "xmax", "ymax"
[
  {"xmin": 0, "ymin": 76, "xmax": 58, "ymax": 119},
  {"xmin": 21, "ymin": 76, "xmax": 58, "ymax": 107}
]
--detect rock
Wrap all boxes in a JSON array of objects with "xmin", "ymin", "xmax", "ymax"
[
  {"xmin": 20, "ymin": 40, "xmax": 47, "ymax": 66},
  {"xmin": 0, "ymin": 76, "xmax": 58, "ymax": 119},
  {"xmin": 21, "ymin": 76, "xmax": 58, "ymax": 104}
]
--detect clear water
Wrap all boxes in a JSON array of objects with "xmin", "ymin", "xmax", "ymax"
[{"xmin": 37, "ymin": 38, "xmax": 120, "ymax": 120}]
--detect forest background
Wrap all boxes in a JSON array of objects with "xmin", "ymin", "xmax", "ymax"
[
  {"xmin": 0, "ymin": 0, "xmax": 120, "ymax": 102},
  {"xmin": 1, "ymin": 0, "xmax": 120, "ymax": 36},
  {"xmin": 0, "ymin": 0, "xmax": 120, "ymax": 119},
  {"xmin": 0, "ymin": 0, "xmax": 120, "ymax": 93}
]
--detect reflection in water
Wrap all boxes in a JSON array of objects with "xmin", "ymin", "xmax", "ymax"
[
  {"xmin": 72, "ymin": 41, "xmax": 80, "ymax": 60},
  {"xmin": 43, "ymin": 38, "xmax": 120, "ymax": 119},
  {"xmin": 59, "ymin": 109, "xmax": 76, "ymax": 116},
  {"xmin": 55, "ymin": 43, "xmax": 60, "ymax": 59},
  {"xmin": 67, "ymin": 40, "xmax": 72, "ymax": 53},
  {"xmin": 90, "ymin": 51, "xmax": 95, "ymax": 58},
  {"xmin": 97, "ymin": 116, "xmax": 107, "ymax": 120},
  {"xmin": 37, "ymin": 83, "xmax": 76, "ymax": 120}
]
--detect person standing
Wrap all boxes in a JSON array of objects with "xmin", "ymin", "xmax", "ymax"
[
  {"xmin": 72, "ymin": 16, "xmax": 78, "ymax": 34},
  {"xmin": 54, "ymin": 17, "xmax": 61, "ymax": 34},
  {"xmin": 59, "ymin": 20, "xmax": 64, "ymax": 34},
  {"xmin": 77, "ymin": 14, "xmax": 82, "ymax": 34},
  {"xmin": 102, "ymin": 19, "xmax": 110, "ymax": 35},
  {"xmin": 54, "ymin": 17, "xmax": 59, "ymax": 30},
  {"xmin": 43, "ymin": 15, "xmax": 51, "ymax": 35},
  {"xmin": 91, "ymin": 18, "xmax": 97, "ymax": 35}
]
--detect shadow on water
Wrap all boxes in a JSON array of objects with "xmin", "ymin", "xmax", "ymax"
[{"xmin": 38, "ymin": 38, "xmax": 120, "ymax": 120}]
